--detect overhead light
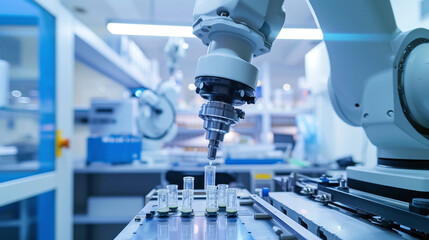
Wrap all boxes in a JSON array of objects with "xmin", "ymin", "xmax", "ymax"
[
  {"xmin": 11, "ymin": 90, "xmax": 22, "ymax": 98},
  {"xmin": 107, "ymin": 23, "xmax": 194, "ymax": 38},
  {"xmin": 188, "ymin": 83, "xmax": 196, "ymax": 91},
  {"xmin": 283, "ymin": 83, "xmax": 291, "ymax": 91},
  {"xmin": 277, "ymin": 28, "xmax": 323, "ymax": 40},
  {"xmin": 107, "ymin": 22, "xmax": 323, "ymax": 40},
  {"xmin": 135, "ymin": 89, "xmax": 143, "ymax": 97}
]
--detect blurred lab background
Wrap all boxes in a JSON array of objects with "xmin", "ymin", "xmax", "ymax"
[{"xmin": 0, "ymin": 0, "xmax": 426, "ymax": 239}]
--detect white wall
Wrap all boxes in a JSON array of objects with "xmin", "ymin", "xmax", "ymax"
[
  {"xmin": 73, "ymin": 61, "xmax": 130, "ymax": 108},
  {"xmin": 305, "ymin": 42, "xmax": 377, "ymax": 165}
]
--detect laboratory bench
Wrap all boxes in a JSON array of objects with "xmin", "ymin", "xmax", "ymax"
[
  {"xmin": 72, "ymin": 160, "xmax": 328, "ymax": 240},
  {"xmin": 116, "ymin": 189, "xmax": 318, "ymax": 240}
]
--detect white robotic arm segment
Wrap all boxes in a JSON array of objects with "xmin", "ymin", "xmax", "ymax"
[
  {"xmin": 306, "ymin": 0, "xmax": 429, "ymax": 198},
  {"xmin": 308, "ymin": 0, "xmax": 399, "ymax": 126},
  {"xmin": 307, "ymin": 0, "xmax": 429, "ymax": 161},
  {"xmin": 137, "ymin": 81, "xmax": 177, "ymax": 142},
  {"xmin": 192, "ymin": 0, "xmax": 286, "ymax": 160},
  {"xmin": 193, "ymin": 0, "xmax": 285, "ymax": 48},
  {"xmin": 139, "ymin": 90, "xmax": 160, "ymax": 108},
  {"xmin": 402, "ymin": 42, "xmax": 429, "ymax": 130},
  {"xmin": 193, "ymin": 0, "xmax": 285, "ymax": 90}
]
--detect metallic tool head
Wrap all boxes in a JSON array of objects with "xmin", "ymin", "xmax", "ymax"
[
  {"xmin": 199, "ymin": 101, "xmax": 245, "ymax": 160},
  {"xmin": 192, "ymin": 0, "xmax": 285, "ymax": 161},
  {"xmin": 195, "ymin": 76, "xmax": 252, "ymax": 160}
]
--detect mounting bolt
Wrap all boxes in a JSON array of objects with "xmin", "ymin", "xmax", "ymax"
[
  {"xmin": 338, "ymin": 179, "xmax": 348, "ymax": 191},
  {"xmin": 220, "ymin": 11, "xmax": 229, "ymax": 17},
  {"xmin": 339, "ymin": 179, "xmax": 346, "ymax": 188},
  {"xmin": 315, "ymin": 194, "xmax": 330, "ymax": 203},
  {"xmin": 300, "ymin": 187, "xmax": 314, "ymax": 195},
  {"xmin": 238, "ymin": 90, "xmax": 245, "ymax": 98}
]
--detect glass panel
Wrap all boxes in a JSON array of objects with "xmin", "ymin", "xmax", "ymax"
[
  {"xmin": 0, "ymin": 191, "xmax": 54, "ymax": 240},
  {"xmin": 0, "ymin": 0, "xmax": 56, "ymax": 182}
]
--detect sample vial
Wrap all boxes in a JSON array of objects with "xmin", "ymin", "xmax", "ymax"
[
  {"xmin": 204, "ymin": 165, "xmax": 216, "ymax": 189},
  {"xmin": 181, "ymin": 189, "xmax": 194, "ymax": 216},
  {"xmin": 167, "ymin": 184, "xmax": 178, "ymax": 211},
  {"xmin": 217, "ymin": 184, "xmax": 228, "ymax": 209},
  {"xmin": 183, "ymin": 176, "xmax": 194, "ymax": 190},
  {"xmin": 226, "ymin": 188, "xmax": 238, "ymax": 216},
  {"xmin": 157, "ymin": 189, "xmax": 169, "ymax": 216},
  {"xmin": 206, "ymin": 185, "xmax": 218, "ymax": 216}
]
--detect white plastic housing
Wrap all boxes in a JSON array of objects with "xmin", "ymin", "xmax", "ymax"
[
  {"xmin": 193, "ymin": 0, "xmax": 285, "ymax": 89},
  {"xmin": 403, "ymin": 43, "xmax": 429, "ymax": 129},
  {"xmin": 137, "ymin": 80, "xmax": 178, "ymax": 149}
]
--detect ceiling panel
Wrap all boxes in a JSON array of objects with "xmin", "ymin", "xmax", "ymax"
[
  {"xmin": 104, "ymin": 0, "xmax": 149, "ymax": 22},
  {"xmin": 153, "ymin": 0, "xmax": 195, "ymax": 25}
]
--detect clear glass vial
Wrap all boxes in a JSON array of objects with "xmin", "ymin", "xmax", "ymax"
[
  {"xmin": 226, "ymin": 188, "xmax": 238, "ymax": 214},
  {"xmin": 157, "ymin": 189, "xmax": 169, "ymax": 216},
  {"xmin": 167, "ymin": 184, "xmax": 178, "ymax": 210},
  {"xmin": 206, "ymin": 185, "xmax": 218, "ymax": 215},
  {"xmin": 183, "ymin": 176, "xmax": 194, "ymax": 190},
  {"xmin": 217, "ymin": 184, "xmax": 228, "ymax": 208},
  {"xmin": 204, "ymin": 165, "xmax": 216, "ymax": 189},
  {"xmin": 181, "ymin": 189, "xmax": 193, "ymax": 215}
]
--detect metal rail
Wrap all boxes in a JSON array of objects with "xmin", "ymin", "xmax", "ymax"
[{"xmin": 250, "ymin": 194, "xmax": 320, "ymax": 240}]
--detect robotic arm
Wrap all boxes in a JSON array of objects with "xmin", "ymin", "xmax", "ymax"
[
  {"xmin": 193, "ymin": 0, "xmax": 429, "ymax": 167},
  {"xmin": 137, "ymin": 80, "xmax": 178, "ymax": 150}
]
